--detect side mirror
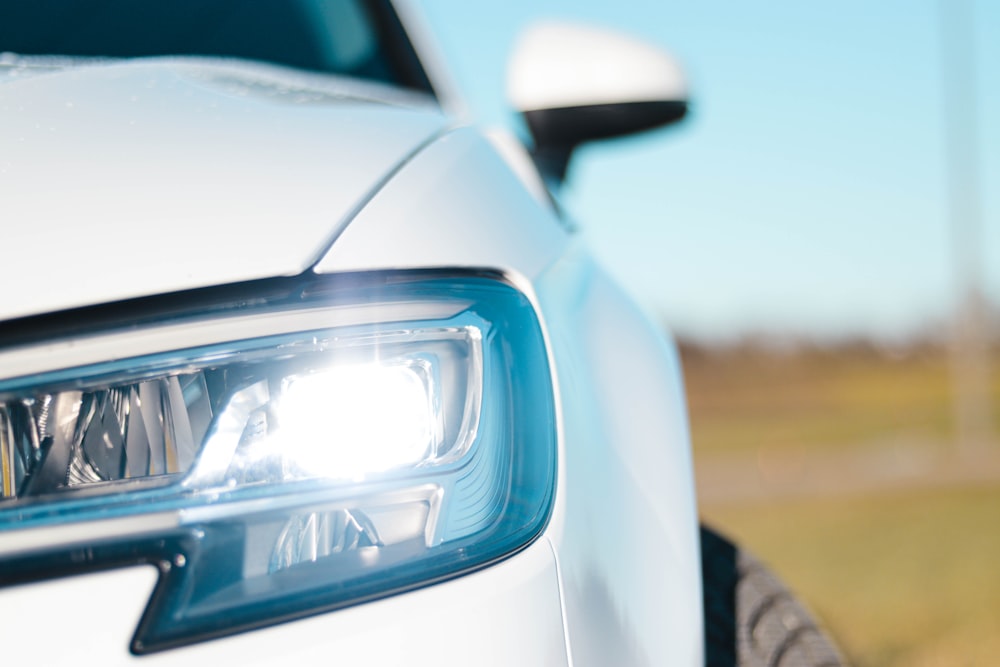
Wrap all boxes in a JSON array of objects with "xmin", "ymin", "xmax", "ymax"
[{"xmin": 507, "ymin": 22, "xmax": 689, "ymax": 182}]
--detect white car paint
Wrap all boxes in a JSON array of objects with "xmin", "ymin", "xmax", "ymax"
[
  {"xmin": 316, "ymin": 130, "xmax": 703, "ymax": 666},
  {"xmin": 535, "ymin": 244, "xmax": 702, "ymax": 667},
  {"xmin": 507, "ymin": 21, "xmax": 688, "ymax": 112},
  {"xmin": 389, "ymin": 0, "xmax": 469, "ymax": 120},
  {"xmin": 0, "ymin": 6, "xmax": 703, "ymax": 667},
  {"xmin": 313, "ymin": 126, "xmax": 568, "ymax": 283},
  {"xmin": 0, "ymin": 541, "xmax": 570, "ymax": 666},
  {"xmin": 0, "ymin": 58, "xmax": 446, "ymax": 322}
]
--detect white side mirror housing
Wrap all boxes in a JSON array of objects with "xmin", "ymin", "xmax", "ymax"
[{"xmin": 507, "ymin": 22, "xmax": 689, "ymax": 180}]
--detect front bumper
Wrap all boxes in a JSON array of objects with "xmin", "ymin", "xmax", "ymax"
[{"xmin": 0, "ymin": 537, "xmax": 569, "ymax": 665}]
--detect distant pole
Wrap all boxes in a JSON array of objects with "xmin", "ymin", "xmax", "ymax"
[{"xmin": 939, "ymin": 0, "xmax": 993, "ymax": 457}]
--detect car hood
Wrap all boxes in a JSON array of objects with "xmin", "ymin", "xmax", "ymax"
[{"xmin": 0, "ymin": 58, "xmax": 447, "ymax": 322}]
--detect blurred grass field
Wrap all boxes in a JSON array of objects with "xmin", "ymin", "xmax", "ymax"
[
  {"xmin": 703, "ymin": 484, "xmax": 1000, "ymax": 667},
  {"xmin": 681, "ymin": 340, "xmax": 1000, "ymax": 667}
]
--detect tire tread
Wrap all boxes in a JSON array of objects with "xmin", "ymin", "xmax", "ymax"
[{"xmin": 701, "ymin": 525, "xmax": 846, "ymax": 667}]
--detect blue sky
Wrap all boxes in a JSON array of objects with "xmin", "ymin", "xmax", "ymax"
[{"xmin": 418, "ymin": 0, "xmax": 998, "ymax": 342}]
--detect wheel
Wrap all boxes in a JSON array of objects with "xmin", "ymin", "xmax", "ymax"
[{"xmin": 701, "ymin": 525, "xmax": 846, "ymax": 667}]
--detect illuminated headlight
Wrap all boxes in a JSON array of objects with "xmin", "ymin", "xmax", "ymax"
[{"xmin": 0, "ymin": 273, "xmax": 555, "ymax": 652}]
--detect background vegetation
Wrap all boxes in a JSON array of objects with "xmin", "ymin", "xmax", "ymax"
[{"xmin": 683, "ymin": 339, "xmax": 1000, "ymax": 667}]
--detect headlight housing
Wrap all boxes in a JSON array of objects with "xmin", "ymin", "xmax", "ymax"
[{"xmin": 0, "ymin": 272, "xmax": 556, "ymax": 653}]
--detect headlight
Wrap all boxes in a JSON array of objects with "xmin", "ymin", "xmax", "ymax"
[{"xmin": 0, "ymin": 273, "xmax": 556, "ymax": 653}]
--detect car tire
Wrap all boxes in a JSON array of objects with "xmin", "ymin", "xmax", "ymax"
[{"xmin": 701, "ymin": 525, "xmax": 846, "ymax": 667}]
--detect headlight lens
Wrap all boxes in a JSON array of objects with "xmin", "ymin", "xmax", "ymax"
[{"xmin": 0, "ymin": 273, "xmax": 556, "ymax": 653}]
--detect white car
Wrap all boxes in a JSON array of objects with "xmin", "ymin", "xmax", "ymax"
[{"xmin": 0, "ymin": 2, "xmax": 843, "ymax": 665}]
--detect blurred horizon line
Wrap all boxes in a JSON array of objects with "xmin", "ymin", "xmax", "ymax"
[{"xmin": 660, "ymin": 293, "xmax": 1000, "ymax": 349}]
